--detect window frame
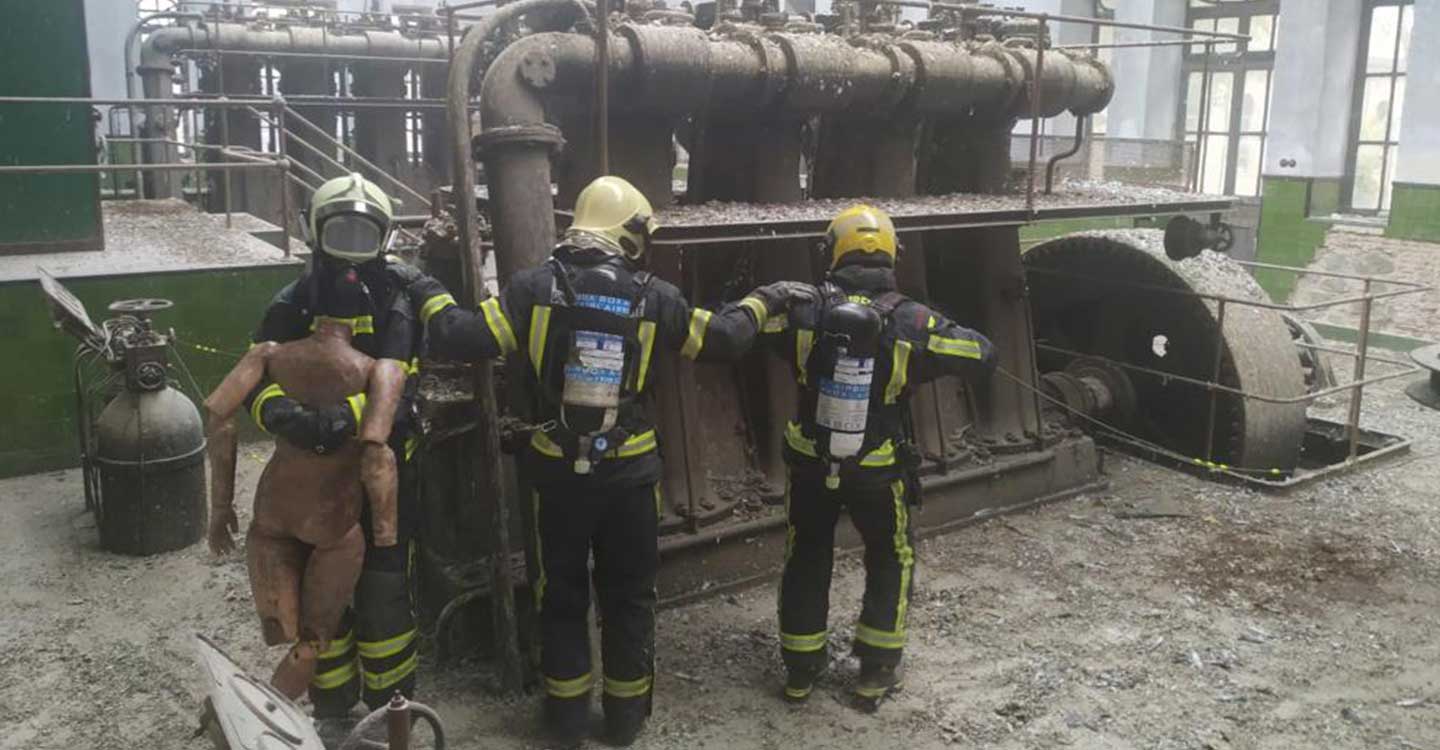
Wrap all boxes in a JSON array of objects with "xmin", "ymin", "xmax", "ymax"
[
  {"xmin": 1342, "ymin": 0, "xmax": 1413, "ymax": 214},
  {"xmin": 1179, "ymin": 0, "xmax": 1279, "ymax": 197}
]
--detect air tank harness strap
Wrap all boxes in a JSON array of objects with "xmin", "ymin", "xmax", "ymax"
[{"xmin": 540, "ymin": 258, "xmax": 655, "ymax": 474}]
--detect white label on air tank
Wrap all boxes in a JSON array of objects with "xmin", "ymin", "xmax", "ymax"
[
  {"xmin": 562, "ymin": 330, "xmax": 626, "ymax": 408},
  {"xmin": 815, "ymin": 354, "xmax": 873, "ymax": 458}
]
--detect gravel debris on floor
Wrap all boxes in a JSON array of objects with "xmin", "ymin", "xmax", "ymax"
[{"xmin": 2, "ymin": 378, "xmax": 1439, "ymax": 750}]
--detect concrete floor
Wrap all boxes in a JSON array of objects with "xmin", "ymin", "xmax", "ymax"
[{"xmin": 1, "ymin": 374, "xmax": 1438, "ymax": 750}]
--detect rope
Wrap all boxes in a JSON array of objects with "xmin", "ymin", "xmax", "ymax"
[
  {"xmin": 993, "ymin": 365, "xmax": 1287, "ymax": 479},
  {"xmin": 174, "ymin": 337, "xmax": 247, "ymax": 360}
]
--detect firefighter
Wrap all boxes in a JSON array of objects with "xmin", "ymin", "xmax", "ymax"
[
  {"xmin": 406, "ymin": 175, "xmax": 813, "ymax": 747},
  {"xmin": 766, "ymin": 204, "xmax": 996, "ymax": 710},
  {"xmin": 245, "ymin": 173, "xmax": 430, "ymax": 723}
]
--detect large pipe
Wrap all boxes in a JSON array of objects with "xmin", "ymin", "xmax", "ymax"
[
  {"xmin": 140, "ymin": 23, "xmax": 450, "ymax": 73},
  {"xmin": 470, "ymin": 26, "xmax": 1114, "ymax": 277}
]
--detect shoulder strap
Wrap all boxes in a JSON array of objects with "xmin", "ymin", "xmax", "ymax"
[{"xmin": 868, "ymin": 291, "xmax": 906, "ymax": 317}]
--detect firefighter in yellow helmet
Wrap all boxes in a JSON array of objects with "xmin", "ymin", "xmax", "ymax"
[
  {"xmin": 242, "ymin": 174, "xmax": 440, "ymax": 732},
  {"xmin": 763, "ymin": 204, "xmax": 996, "ymax": 710},
  {"xmin": 406, "ymin": 175, "xmax": 814, "ymax": 747}
]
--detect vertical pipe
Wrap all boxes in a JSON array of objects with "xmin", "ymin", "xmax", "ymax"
[
  {"xmin": 595, "ymin": 0, "xmax": 611, "ymax": 174},
  {"xmin": 1191, "ymin": 43, "xmax": 1213, "ymax": 192},
  {"xmin": 1347, "ymin": 280, "xmax": 1373, "ymax": 461},
  {"xmin": 1043, "ymin": 115, "xmax": 1086, "ymax": 194},
  {"xmin": 1025, "ymin": 17, "xmax": 1047, "ymax": 215},
  {"xmin": 386, "ymin": 694, "xmax": 411, "ymax": 750},
  {"xmin": 1202, "ymin": 299, "xmax": 1226, "ymax": 462},
  {"xmin": 275, "ymin": 97, "xmax": 292, "ymax": 254},
  {"xmin": 219, "ymin": 90, "xmax": 233, "ymax": 228}
]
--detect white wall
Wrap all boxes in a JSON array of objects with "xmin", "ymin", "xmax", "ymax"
[
  {"xmin": 1393, "ymin": 0, "xmax": 1440, "ymax": 186},
  {"xmin": 86, "ymin": 0, "xmax": 138, "ymax": 100},
  {"xmin": 1264, "ymin": 0, "xmax": 1363, "ymax": 179},
  {"xmin": 1104, "ymin": 0, "xmax": 1185, "ymax": 141}
]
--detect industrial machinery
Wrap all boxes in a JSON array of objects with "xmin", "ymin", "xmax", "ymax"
[{"xmin": 39, "ymin": 270, "xmax": 207, "ymax": 556}]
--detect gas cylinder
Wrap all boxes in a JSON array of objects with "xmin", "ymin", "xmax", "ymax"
[{"xmin": 91, "ymin": 299, "xmax": 207, "ymax": 556}]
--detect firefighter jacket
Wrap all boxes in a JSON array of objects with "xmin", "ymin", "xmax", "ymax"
[
  {"xmin": 248, "ymin": 259, "xmax": 423, "ymax": 450},
  {"xmin": 771, "ymin": 264, "xmax": 997, "ymax": 479},
  {"xmin": 417, "ymin": 244, "xmax": 772, "ymax": 487}
]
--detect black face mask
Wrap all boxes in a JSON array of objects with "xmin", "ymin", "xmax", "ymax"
[{"xmin": 308, "ymin": 254, "xmax": 380, "ymax": 320}]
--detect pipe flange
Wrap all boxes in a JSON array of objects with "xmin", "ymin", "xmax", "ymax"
[
  {"xmin": 473, "ymin": 123, "xmax": 566, "ymax": 158},
  {"xmin": 969, "ymin": 40, "xmax": 1026, "ymax": 116},
  {"xmin": 727, "ymin": 30, "xmax": 785, "ymax": 110},
  {"xmin": 519, "ymin": 47, "xmax": 558, "ymax": 89}
]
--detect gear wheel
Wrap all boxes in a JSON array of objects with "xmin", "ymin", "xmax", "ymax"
[{"xmin": 1023, "ymin": 230, "xmax": 1307, "ymax": 472}]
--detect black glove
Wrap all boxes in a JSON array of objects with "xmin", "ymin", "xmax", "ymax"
[
  {"xmin": 389, "ymin": 261, "xmax": 450, "ymax": 306},
  {"xmin": 751, "ymin": 280, "xmax": 819, "ymax": 315},
  {"xmin": 260, "ymin": 397, "xmax": 356, "ymax": 455}
]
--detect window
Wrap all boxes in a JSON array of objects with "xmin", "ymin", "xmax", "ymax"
[
  {"xmin": 403, "ymin": 70, "xmax": 424, "ymax": 166},
  {"xmin": 334, "ymin": 68, "xmax": 356, "ymax": 156},
  {"xmin": 259, "ymin": 65, "xmax": 283, "ymax": 154},
  {"xmin": 137, "ymin": 0, "xmax": 178, "ymax": 13},
  {"xmin": 1180, "ymin": 1, "xmax": 1278, "ymax": 197},
  {"xmin": 1345, "ymin": 0, "xmax": 1413, "ymax": 213}
]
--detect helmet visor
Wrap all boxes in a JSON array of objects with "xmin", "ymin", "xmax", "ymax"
[{"xmin": 320, "ymin": 213, "xmax": 386, "ymax": 262}]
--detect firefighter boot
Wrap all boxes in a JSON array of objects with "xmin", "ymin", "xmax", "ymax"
[
  {"xmin": 784, "ymin": 665, "xmax": 822, "ymax": 704},
  {"xmin": 853, "ymin": 661, "xmax": 902, "ymax": 712},
  {"xmin": 543, "ymin": 695, "xmax": 589, "ymax": 750},
  {"xmin": 603, "ymin": 692, "xmax": 651, "ymax": 746}
]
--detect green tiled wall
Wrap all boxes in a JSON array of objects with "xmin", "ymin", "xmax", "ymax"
[
  {"xmin": 1254, "ymin": 176, "xmax": 1336, "ymax": 301},
  {"xmin": 1386, "ymin": 183, "xmax": 1440, "ymax": 243},
  {"xmin": 0, "ymin": 265, "xmax": 299, "ymax": 477}
]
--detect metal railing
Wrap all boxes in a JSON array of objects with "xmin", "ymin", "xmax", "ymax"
[
  {"xmin": 1, "ymin": 92, "xmax": 436, "ymax": 251},
  {"xmin": 1025, "ymin": 260, "xmax": 1431, "ymax": 472}
]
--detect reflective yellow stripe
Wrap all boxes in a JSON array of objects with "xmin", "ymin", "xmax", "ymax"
[
  {"xmin": 312, "ymin": 661, "xmax": 358, "ymax": 690},
  {"xmin": 738, "ymin": 296, "xmax": 768, "ymax": 330},
  {"xmin": 927, "ymin": 334, "xmax": 983, "ymax": 359},
  {"xmin": 891, "ymin": 478, "xmax": 913, "ymax": 636},
  {"xmin": 615, "ymin": 430, "xmax": 657, "ymax": 457},
  {"xmin": 529, "ymin": 305, "xmax": 551, "ymax": 377},
  {"xmin": 786, "ymin": 686, "xmax": 812, "ymax": 699},
  {"xmin": 885, "ymin": 340, "xmax": 912, "ymax": 404},
  {"xmin": 780, "ymin": 630, "xmax": 828, "ymax": 653},
  {"xmin": 404, "ymin": 437, "xmax": 418, "ymax": 462},
  {"xmin": 311, "ymin": 315, "xmax": 375, "ymax": 335},
  {"xmin": 855, "ymin": 623, "xmax": 906, "ymax": 650},
  {"xmin": 532, "ymin": 489, "xmax": 546, "ymax": 611},
  {"xmin": 763, "ymin": 315, "xmax": 788, "ymax": 333},
  {"xmin": 346, "ymin": 393, "xmax": 367, "ymax": 427},
  {"xmin": 318, "ymin": 630, "xmax": 355, "ymax": 660},
  {"xmin": 635, "ymin": 320, "xmax": 657, "ymax": 391},
  {"xmin": 356, "ymin": 629, "xmax": 416, "ymax": 660},
  {"xmin": 783, "ymin": 422, "xmax": 895, "ymax": 467},
  {"xmin": 854, "ymin": 684, "xmax": 890, "ymax": 699},
  {"xmin": 653, "ymin": 482, "xmax": 663, "ymax": 519},
  {"xmin": 847, "ymin": 294, "xmax": 872, "ymax": 305},
  {"xmin": 250, "ymin": 383, "xmax": 286, "ymax": 432},
  {"xmin": 363, "ymin": 652, "xmax": 418, "ymax": 691},
  {"xmin": 680, "ymin": 308, "xmax": 712, "ymax": 360},
  {"xmin": 404, "ymin": 357, "xmax": 421, "ymax": 376},
  {"xmin": 603, "ymin": 675, "xmax": 653, "ymax": 698},
  {"xmin": 545, "ymin": 673, "xmax": 592, "ymax": 699},
  {"xmin": 420, "ymin": 293, "xmax": 456, "ymax": 324},
  {"xmin": 480, "ymin": 296, "xmax": 518, "ymax": 355},
  {"xmin": 530, "ymin": 430, "xmax": 658, "ymax": 460},
  {"xmin": 795, "ymin": 329, "xmax": 814, "ymax": 385}
]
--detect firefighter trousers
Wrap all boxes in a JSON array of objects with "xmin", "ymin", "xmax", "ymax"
[
  {"xmin": 531, "ymin": 478, "xmax": 661, "ymax": 732},
  {"xmin": 779, "ymin": 471, "xmax": 915, "ymax": 675},
  {"xmin": 311, "ymin": 454, "xmax": 419, "ymax": 717}
]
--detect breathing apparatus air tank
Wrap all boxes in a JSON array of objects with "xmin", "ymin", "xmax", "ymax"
[{"xmin": 812, "ymin": 300, "xmax": 884, "ymax": 488}]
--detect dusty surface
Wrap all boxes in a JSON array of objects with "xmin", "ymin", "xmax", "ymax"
[
  {"xmin": 2, "ymin": 377, "xmax": 1439, "ymax": 750},
  {"xmin": 0, "ymin": 199, "xmax": 297, "ymax": 283},
  {"xmin": 1289, "ymin": 227, "xmax": 1440, "ymax": 343}
]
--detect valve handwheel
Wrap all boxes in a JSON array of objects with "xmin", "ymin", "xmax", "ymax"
[{"xmin": 108, "ymin": 298, "xmax": 174, "ymax": 315}]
